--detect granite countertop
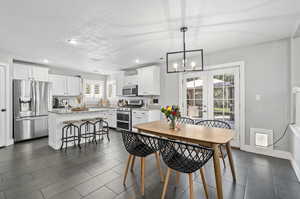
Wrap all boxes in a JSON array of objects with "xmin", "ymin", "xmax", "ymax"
[
  {"xmin": 49, "ymin": 107, "xmax": 118, "ymax": 114},
  {"xmin": 49, "ymin": 106, "xmax": 160, "ymax": 114}
]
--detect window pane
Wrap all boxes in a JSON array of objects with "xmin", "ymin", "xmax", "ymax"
[
  {"xmin": 186, "ymin": 78, "xmax": 195, "ymax": 100},
  {"xmin": 187, "ymin": 100, "xmax": 194, "ymax": 106},
  {"xmin": 214, "ymin": 111, "xmax": 223, "ymax": 120},
  {"xmin": 214, "ymin": 87, "xmax": 224, "ymax": 99},
  {"xmin": 214, "ymin": 100, "xmax": 224, "ymax": 113},
  {"xmin": 195, "ymin": 78, "xmax": 203, "ymax": 99},
  {"xmin": 224, "ymin": 74, "xmax": 234, "ymax": 86},
  {"xmin": 213, "ymin": 75, "xmax": 224, "ymax": 88},
  {"xmin": 225, "ymin": 86, "xmax": 234, "ymax": 99}
]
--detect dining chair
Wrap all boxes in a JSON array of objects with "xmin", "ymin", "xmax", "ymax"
[
  {"xmin": 195, "ymin": 120, "xmax": 231, "ymax": 167},
  {"xmin": 159, "ymin": 138, "xmax": 213, "ymax": 199},
  {"xmin": 173, "ymin": 116, "xmax": 195, "ymax": 184},
  {"xmin": 176, "ymin": 117, "xmax": 195, "ymax": 125},
  {"xmin": 121, "ymin": 130, "xmax": 164, "ymax": 196}
]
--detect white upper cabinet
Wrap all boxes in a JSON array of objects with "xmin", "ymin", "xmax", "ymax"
[
  {"xmin": 124, "ymin": 74, "xmax": 138, "ymax": 86},
  {"xmin": 49, "ymin": 75, "xmax": 67, "ymax": 96},
  {"xmin": 32, "ymin": 66, "xmax": 49, "ymax": 81},
  {"xmin": 108, "ymin": 72, "xmax": 124, "ymax": 96},
  {"xmin": 13, "ymin": 63, "xmax": 49, "ymax": 81},
  {"xmin": 67, "ymin": 76, "xmax": 81, "ymax": 96},
  {"xmin": 137, "ymin": 66, "xmax": 160, "ymax": 96},
  {"xmin": 49, "ymin": 74, "xmax": 81, "ymax": 96}
]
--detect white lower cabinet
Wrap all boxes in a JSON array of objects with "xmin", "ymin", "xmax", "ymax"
[
  {"xmin": 132, "ymin": 109, "xmax": 160, "ymax": 132},
  {"xmin": 105, "ymin": 109, "xmax": 117, "ymax": 128}
]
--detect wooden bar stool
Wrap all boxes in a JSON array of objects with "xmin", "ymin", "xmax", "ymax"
[
  {"xmin": 92, "ymin": 117, "xmax": 110, "ymax": 143},
  {"xmin": 79, "ymin": 118, "xmax": 96, "ymax": 145},
  {"xmin": 60, "ymin": 120, "xmax": 81, "ymax": 151}
]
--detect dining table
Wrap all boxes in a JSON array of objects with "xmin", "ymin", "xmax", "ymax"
[{"xmin": 134, "ymin": 120, "xmax": 236, "ymax": 199}]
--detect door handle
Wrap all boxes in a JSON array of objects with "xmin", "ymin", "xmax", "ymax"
[{"xmin": 1, "ymin": 109, "xmax": 6, "ymax": 112}]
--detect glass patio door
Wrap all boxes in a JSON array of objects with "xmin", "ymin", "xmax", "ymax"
[
  {"xmin": 182, "ymin": 74, "xmax": 208, "ymax": 120},
  {"xmin": 181, "ymin": 67, "xmax": 240, "ymax": 146}
]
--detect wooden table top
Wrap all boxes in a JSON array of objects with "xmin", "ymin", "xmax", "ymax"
[{"xmin": 134, "ymin": 120, "xmax": 235, "ymax": 145}]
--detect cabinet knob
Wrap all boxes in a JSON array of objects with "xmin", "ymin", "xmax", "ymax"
[{"xmin": 1, "ymin": 109, "xmax": 6, "ymax": 112}]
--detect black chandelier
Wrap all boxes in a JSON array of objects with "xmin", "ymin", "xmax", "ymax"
[{"xmin": 166, "ymin": 27, "xmax": 204, "ymax": 73}]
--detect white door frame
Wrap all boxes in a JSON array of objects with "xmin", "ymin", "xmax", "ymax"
[
  {"xmin": 179, "ymin": 61, "xmax": 245, "ymax": 148},
  {"xmin": 0, "ymin": 62, "xmax": 12, "ymax": 146}
]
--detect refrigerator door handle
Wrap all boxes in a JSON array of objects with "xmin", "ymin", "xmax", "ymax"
[{"xmin": 31, "ymin": 81, "xmax": 36, "ymax": 116}]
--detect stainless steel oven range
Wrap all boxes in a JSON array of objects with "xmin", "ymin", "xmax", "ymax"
[{"xmin": 116, "ymin": 107, "xmax": 131, "ymax": 131}]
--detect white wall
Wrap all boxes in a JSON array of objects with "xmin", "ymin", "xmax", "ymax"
[
  {"xmin": 0, "ymin": 52, "xmax": 14, "ymax": 146},
  {"xmin": 159, "ymin": 39, "xmax": 291, "ymax": 151},
  {"xmin": 291, "ymin": 37, "xmax": 300, "ymax": 88}
]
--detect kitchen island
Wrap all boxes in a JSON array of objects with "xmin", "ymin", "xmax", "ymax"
[{"xmin": 48, "ymin": 108, "xmax": 116, "ymax": 150}]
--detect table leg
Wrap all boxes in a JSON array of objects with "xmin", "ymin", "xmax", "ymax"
[
  {"xmin": 226, "ymin": 142, "xmax": 236, "ymax": 181},
  {"xmin": 212, "ymin": 144, "xmax": 223, "ymax": 199}
]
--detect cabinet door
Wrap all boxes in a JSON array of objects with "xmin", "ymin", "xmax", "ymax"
[
  {"xmin": 115, "ymin": 72, "xmax": 124, "ymax": 96},
  {"xmin": 13, "ymin": 63, "xmax": 31, "ymax": 80},
  {"xmin": 67, "ymin": 77, "xmax": 81, "ymax": 96},
  {"xmin": 124, "ymin": 75, "xmax": 138, "ymax": 86},
  {"xmin": 32, "ymin": 67, "xmax": 49, "ymax": 81},
  {"xmin": 138, "ymin": 66, "xmax": 160, "ymax": 95},
  {"xmin": 138, "ymin": 68, "xmax": 152, "ymax": 95},
  {"xmin": 49, "ymin": 75, "xmax": 67, "ymax": 96}
]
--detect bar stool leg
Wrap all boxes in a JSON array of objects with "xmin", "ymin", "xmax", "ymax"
[
  {"xmin": 93, "ymin": 124, "xmax": 97, "ymax": 144},
  {"xmin": 106, "ymin": 130, "xmax": 110, "ymax": 142},
  {"xmin": 64, "ymin": 126, "xmax": 69, "ymax": 151},
  {"xmin": 60, "ymin": 127, "xmax": 65, "ymax": 150},
  {"xmin": 72, "ymin": 126, "xmax": 76, "ymax": 147},
  {"xmin": 78, "ymin": 127, "xmax": 82, "ymax": 148}
]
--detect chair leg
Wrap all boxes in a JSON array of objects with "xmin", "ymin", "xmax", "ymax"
[
  {"xmin": 141, "ymin": 157, "xmax": 145, "ymax": 195},
  {"xmin": 130, "ymin": 156, "xmax": 136, "ymax": 172},
  {"xmin": 199, "ymin": 168, "xmax": 209, "ymax": 199},
  {"xmin": 188, "ymin": 173, "xmax": 195, "ymax": 199},
  {"xmin": 175, "ymin": 171, "xmax": 180, "ymax": 187},
  {"xmin": 219, "ymin": 145, "xmax": 226, "ymax": 168},
  {"xmin": 155, "ymin": 152, "xmax": 164, "ymax": 182},
  {"xmin": 161, "ymin": 168, "xmax": 172, "ymax": 199},
  {"xmin": 123, "ymin": 155, "xmax": 133, "ymax": 185}
]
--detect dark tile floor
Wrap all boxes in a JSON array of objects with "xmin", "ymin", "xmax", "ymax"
[{"xmin": 0, "ymin": 130, "xmax": 299, "ymax": 199}]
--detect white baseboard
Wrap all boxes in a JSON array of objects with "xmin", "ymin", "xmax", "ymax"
[
  {"xmin": 241, "ymin": 144, "xmax": 300, "ymax": 182},
  {"xmin": 290, "ymin": 156, "xmax": 300, "ymax": 182},
  {"xmin": 6, "ymin": 138, "xmax": 14, "ymax": 146},
  {"xmin": 240, "ymin": 144, "xmax": 292, "ymax": 160}
]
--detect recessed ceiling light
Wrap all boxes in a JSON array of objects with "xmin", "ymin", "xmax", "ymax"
[
  {"xmin": 43, "ymin": 59, "xmax": 49, "ymax": 64},
  {"xmin": 67, "ymin": 38, "xmax": 78, "ymax": 45},
  {"xmin": 135, "ymin": 59, "xmax": 140, "ymax": 63}
]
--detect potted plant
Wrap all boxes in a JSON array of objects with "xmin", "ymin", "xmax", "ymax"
[{"xmin": 161, "ymin": 105, "xmax": 181, "ymax": 130}]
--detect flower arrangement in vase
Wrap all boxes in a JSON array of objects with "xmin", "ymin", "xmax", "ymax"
[{"xmin": 161, "ymin": 105, "xmax": 181, "ymax": 130}]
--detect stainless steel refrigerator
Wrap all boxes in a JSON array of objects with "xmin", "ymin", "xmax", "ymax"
[{"xmin": 13, "ymin": 80, "xmax": 49, "ymax": 142}]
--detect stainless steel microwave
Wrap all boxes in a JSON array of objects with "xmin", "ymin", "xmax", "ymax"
[{"xmin": 122, "ymin": 85, "xmax": 138, "ymax": 96}]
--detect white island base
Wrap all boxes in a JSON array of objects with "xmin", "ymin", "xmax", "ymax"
[{"xmin": 48, "ymin": 111, "xmax": 111, "ymax": 150}]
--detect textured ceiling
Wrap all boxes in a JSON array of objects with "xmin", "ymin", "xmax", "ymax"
[{"xmin": 0, "ymin": 0, "xmax": 300, "ymax": 74}]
